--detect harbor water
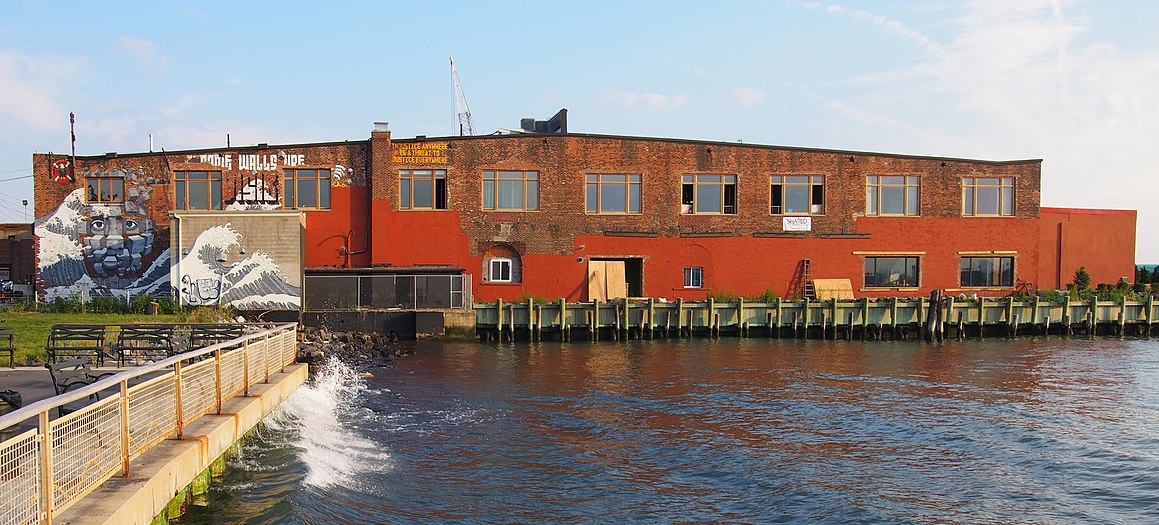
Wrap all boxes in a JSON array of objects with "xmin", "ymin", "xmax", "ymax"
[{"xmin": 178, "ymin": 338, "xmax": 1159, "ymax": 524}]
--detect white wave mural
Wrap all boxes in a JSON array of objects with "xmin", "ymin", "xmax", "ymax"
[{"xmin": 174, "ymin": 223, "xmax": 300, "ymax": 309}]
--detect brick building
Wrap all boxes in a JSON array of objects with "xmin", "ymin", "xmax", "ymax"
[
  {"xmin": 0, "ymin": 223, "xmax": 35, "ymax": 291},
  {"xmin": 30, "ymin": 112, "xmax": 1136, "ymax": 307}
]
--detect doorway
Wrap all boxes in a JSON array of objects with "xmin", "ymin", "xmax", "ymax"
[{"xmin": 587, "ymin": 258, "xmax": 643, "ymax": 300}]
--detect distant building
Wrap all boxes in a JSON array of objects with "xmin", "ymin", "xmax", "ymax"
[
  {"xmin": 30, "ymin": 111, "xmax": 1137, "ymax": 308},
  {"xmin": 0, "ymin": 223, "xmax": 35, "ymax": 299}
]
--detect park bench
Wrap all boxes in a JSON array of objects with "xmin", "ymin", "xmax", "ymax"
[
  {"xmin": 188, "ymin": 324, "xmax": 246, "ymax": 351},
  {"xmin": 46, "ymin": 324, "xmax": 110, "ymax": 365},
  {"xmin": 0, "ymin": 325, "xmax": 14, "ymax": 367},
  {"xmin": 113, "ymin": 324, "xmax": 175, "ymax": 366},
  {"xmin": 45, "ymin": 357, "xmax": 115, "ymax": 416}
]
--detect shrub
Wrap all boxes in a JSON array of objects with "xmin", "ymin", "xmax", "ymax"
[{"xmin": 1073, "ymin": 267, "xmax": 1091, "ymax": 291}]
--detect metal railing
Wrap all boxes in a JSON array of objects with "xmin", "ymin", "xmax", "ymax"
[
  {"xmin": 304, "ymin": 274, "xmax": 472, "ymax": 310},
  {"xmin": 0, "ymin": 322, "xmax": 299, "ymax": 525}
]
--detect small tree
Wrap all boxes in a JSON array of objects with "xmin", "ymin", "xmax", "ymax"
[
  {"xmin": 1138, "ymin": 266, "xmax": 1152, "ymax": 285},
  {"xmin": 1073, "ymin": 266, "xmax": 1091, "ymax": 291},
  {"xmin": 1152, "ymin": 268, "xmax": 1159, "ymax": 284}
]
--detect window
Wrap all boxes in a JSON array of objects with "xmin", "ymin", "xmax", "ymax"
[
  {"xmin": 864, "ymin": 256, "xmax": 920, "ymax": 288},
  {"xmin": 586, "ymin": 174, "xmax": 641, "ymax": 214},
  {"xmin": 483, "ymin": 170, "xmax": 538, "ymax": 211},
  {"xmin": 174, "ymin": 171, "xmax": 222, "ymax": 210},
  {"xmin": 682, "ymin": 175, "xmax": 736, "ymax": 214},
  {"xmin": 960, "ymin": 256, "xmax": 1015, "ymax": 287},
  {"xmin": 488, "ymin": 258, "xmax": 513, "ymax": 283},
  {"xmin": 86, "ymin": 175, "xmax": 124, "ymax": 204},
  {"xmin": 484, "ymin": 244, "xmax": 522, "ymax": 283},
  {"xmin": 285, "ymin": 169, "xmax": 331, "ymax": 209},
  {"xmin": 962, "ymin": 177, "xmax": 1013, "ymax": 216},
  {"xmin": 770, "ymin": 175, "xmax": 824, "ymax": 215},
  {"xmin": 867, "ymin": 176, "xmax": 919, "ymax": 216},
  {"xmin": 684, "ymin": 267, "xmax": 703, "ymax": 288},
  {"xmin": 400, "ymin": 169, "xmax": 447, "ymax": 210}
]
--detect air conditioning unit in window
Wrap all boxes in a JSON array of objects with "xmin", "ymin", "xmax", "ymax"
[{"xmin": 681, "ymin": 204, "xmax": 693, "ymax": 214}]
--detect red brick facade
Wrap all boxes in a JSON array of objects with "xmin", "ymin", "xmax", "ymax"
[{"xmin": 31, "ymin": 127, "xmax": 1136, "ymax": 304}]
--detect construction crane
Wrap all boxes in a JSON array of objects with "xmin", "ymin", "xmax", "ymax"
[{"xmin": 450, "ymin": 56, "xmax": 474, "ymax": 136}]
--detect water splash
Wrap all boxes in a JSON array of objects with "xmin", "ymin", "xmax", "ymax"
[{"xmin": 268, "ymin": 357, "xmax": 392, "ymax": 489}]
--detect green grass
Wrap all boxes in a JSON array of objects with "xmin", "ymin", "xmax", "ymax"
[{"xmin": 0, "ymin": 312, "xmax": 186, "ymax": 366}]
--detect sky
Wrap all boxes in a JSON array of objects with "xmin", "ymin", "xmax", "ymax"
[{"xmin": 1, "ymin": 0, "xmax": 1156, "ymax": 261}]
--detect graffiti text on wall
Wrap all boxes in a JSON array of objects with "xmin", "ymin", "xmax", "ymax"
[
  {"xmin": 392, "ymin": 142, "xmax": 449, "ymax": 164},
  {"xmin": 185, "ymin": 151, "xmax": 306, "ymax": 171}
]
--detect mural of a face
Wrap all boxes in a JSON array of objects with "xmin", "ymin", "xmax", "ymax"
[{"xmin": 81, "ymin": 209, "xmax": 156, "ymax": 278}]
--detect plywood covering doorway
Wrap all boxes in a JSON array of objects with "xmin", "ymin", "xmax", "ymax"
[{"xmin": 587, "ymin": 258, "xmax": 643, "ymax": 301}]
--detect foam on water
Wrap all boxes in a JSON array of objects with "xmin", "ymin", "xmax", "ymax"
[{"xmin": 267, "ymin": 357, "xmax": 392, "ymax": 489}]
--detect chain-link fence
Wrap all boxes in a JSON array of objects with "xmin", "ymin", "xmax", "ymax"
[{"xmin": 304, "ymin": 274, "xmax": 472, "ymax": 310}]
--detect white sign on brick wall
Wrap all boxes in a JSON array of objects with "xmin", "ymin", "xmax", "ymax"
[{"xmin": 783, "ymin": 216, "xmax": 812, "ymax": 231}]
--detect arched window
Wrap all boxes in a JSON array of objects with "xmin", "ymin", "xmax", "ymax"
[{"xmin": 484, "ymin": 244, "xmax": 522, "ymax": 283}]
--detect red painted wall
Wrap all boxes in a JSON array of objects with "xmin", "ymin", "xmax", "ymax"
[{"xmin": 1038, "ymin": 207, "xmax": 1137, "ymax": 289}]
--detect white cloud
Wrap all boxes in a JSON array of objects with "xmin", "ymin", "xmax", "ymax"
[
  {"xmin": 807, "ymin": 0, "xmax": 1159, "ymax": 260},
  {"xmin": 0, "ymin": 50, "xmax": 87, "ymax": 129},
  {"xmin": 118, "ymin": 36, "xmax": 168, "ymax": 73},
  {"xmin": 730, "ymin": 88, "xmax": 766, "ymax": 108},
  {"xmin": 600, "ymin": 89, "xmax": 689, "ymax": 112}
]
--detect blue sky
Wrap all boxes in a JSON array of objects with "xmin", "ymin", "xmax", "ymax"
[{"xmin": 2, "ymin": 1, "xmax": 1156, "ymax": 261}]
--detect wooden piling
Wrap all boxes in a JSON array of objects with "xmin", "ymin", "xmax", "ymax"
[
  {"xmin": 774, "ymin": 298, "xmax": 782, "ymax": 339},
  {"xmin": 1118, "ymin": 298, "xmax": 1127, "ymax": 338},
  {"xmin": 496, "ymin": 298, "xmax": 505, "ymax": 342},
  {"xmin": 957, "ymin": 310, "xmax": 965, "ymax": 341},
  {"xmin": 686, "ymin": 309, "xmax": 694, "ymax": 338},
  {"xmin": 1062, "ymin": 296, "xmax": 1072, "ymax": 336},
  {"xmin": 1147, "ymin": 295, "xmax": 1154, "ymax": 338},
  {"xmin": 977, "ymin": 298, "xmax": 985, "ymax": 340},
  {"xmin": 509, "ymin": 304, "xmax": 516, "ymax": 342},
  {"xmin": 860, "ymin": 297, "xmax": 869, "ymax": 341}
]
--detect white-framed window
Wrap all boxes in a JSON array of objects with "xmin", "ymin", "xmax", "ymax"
[
  {"xmin": 586, "ymin": 174, "xmax": 641, "ymax": 214},
  {"xmin": 770, "ymin": 175, "xmax": 825, "ymax": 215},
  {"xmin": 962, "ymin": 177, "xmax": 1014, "ymax": 216},
  {"xmin": 681, "ymin": 175, "xmax": 736, "ymax": 214},
  {"xmin": 684, "ymin": 266, "xmax": 703, "ymax": 288},
  {"xmin": 488, "ymin": 258, "xmax": 513, "ymax": 283},
  {"xmin": 867, "ymin": 176, "xmax": 919, "ymax": 216}
]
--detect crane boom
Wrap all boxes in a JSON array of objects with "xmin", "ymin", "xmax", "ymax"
[{"xmin": 451, "ymin": 56, "xmax": 474, "ymax": 136}]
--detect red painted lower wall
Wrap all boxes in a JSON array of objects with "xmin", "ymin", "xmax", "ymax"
[
  {"xmin": 1038, "ymin": 208, "xmax": 1137, "ymax": 290},
  {"xmin": 370, "ymin": 212, "xmax": 1042, "ymax": 302}
]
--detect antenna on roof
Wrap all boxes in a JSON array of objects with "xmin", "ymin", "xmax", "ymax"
[{"xmin": 451, "ymin": 56, "xmax": 474, "ymax": 136}]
